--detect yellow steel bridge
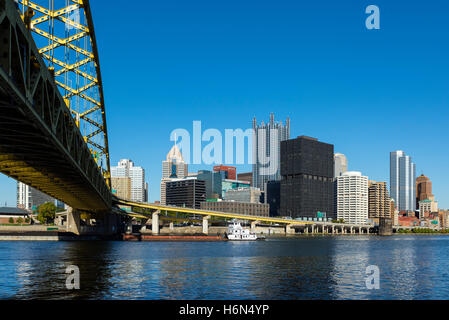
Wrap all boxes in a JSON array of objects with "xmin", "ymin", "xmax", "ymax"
[{"xmin": 0, "ymin": 0, "xmax": 308, "ymax": 228}]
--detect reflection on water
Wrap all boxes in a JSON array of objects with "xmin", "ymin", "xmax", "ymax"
[{"xmin": 1, "ymin": 236, "xmax": 449, "ymax": 299}]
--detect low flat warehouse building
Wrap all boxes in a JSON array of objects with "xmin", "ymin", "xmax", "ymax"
[
  {"xmin": 0, "ymin": 207, "xmax": 30, "ymax": 224},
  {"xmin": 201, "ymin": 201, "xmax": 269, "ymax": 217}
]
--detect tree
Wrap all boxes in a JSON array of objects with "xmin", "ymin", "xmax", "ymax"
[
  {"xmin": 8, "ymin": 217, "xmax": 14, "ymax": 224},
  {"xmin": 37, "ymin": 202, "xmax": 56, "ymax": 225},
  {"xmin": 16, "ymin": 217, "xmax": 24, "ymax": 225}
]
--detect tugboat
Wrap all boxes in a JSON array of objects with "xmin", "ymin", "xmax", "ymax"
[{"xmin": 226, "ymin": 221, "xmax": 259, "ymax": 241}]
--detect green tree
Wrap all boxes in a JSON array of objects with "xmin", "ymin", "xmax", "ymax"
[
  {"xmin": 8, "ymin": 217, "xmax": 14, "ymax": 224},
  {"xmin": 16, "ymin": 217, "xmax": 24, "ymax": 225},
  {"xmin": 37, "ymin": 202, "xmax": 56, "ymax": 225}
]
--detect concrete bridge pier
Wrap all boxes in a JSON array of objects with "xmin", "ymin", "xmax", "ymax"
[
  {"xmin": 331, "ymin": 225, "xmax": 335, "ymax": 234},
  {"xmin": 304, "ymin": 225, "xmax": 308, "ymax": 234},
  {"xmin": 67, "ymin": 207, "xmax": 81, "ymax": 235},
  {"xmin": 152, "ymin": 210, "xmax": 160, "ymax": 235},
  {"xmin": 251, "ymin": 221, "xmax": 260, "ymax": 233},
  {"xmin": 202, "ymin": 216, "xmax": 210, "ymax": 234},
  {"xmin": 104, "ymin": 212, "xmax": 121, "ymax": 235},
  {"xmin": 286, "ymin": 224, "xmax": 295, "ymax": 234}
]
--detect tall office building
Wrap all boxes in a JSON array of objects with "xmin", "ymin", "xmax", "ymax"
[
  {"xmin": 165, "ymin": 177, "xmax": 206, "ymax": 209},
  {"xmin": 17, "ymin": 182, "xmax": 56, "ymax": 212},
  {"xmin": 390, "ymin": 151, "xmax": 416, "ymax": 211},
  {"xmin": 111, "ymin": 177, "xmax": 132, "ymax": 200},
  {"xmin": 224, "ymin": 187, "xmax": 263, "ymax": 204},
  {"xmin": 190, "ymin": 170, "xmax": 222, "ymax": 199},
  {"xmin": 280, "ymin": 136, "xmax": 334, "ymax": 219},
  {"xmin": 213, "ymin": 165, "xmax": 236, "ymax": 180},
  {"xmin": 237, "ymin": 172, "xmax": 253, "ymax": 186},
  {"xmin": 336, "ymin": 172, "xmax": 369, "ymax": 225},
  {"xmin": 160, "ymin": 144, "xmax": 188, "ymax": 205},
  {"xmin": 111, "ymin": 159, "xmax": 147, "ymax": 203},
  {"xmin": 252, "ymin": 113, "xmax": 290, "ymax": 193},
  {"xmin": 416, "ymin": 174, "xmax": 434, "ymax": 208},
  {"xmin": 334, "ymin": 153, "xmax": 348, "ymax": 178},
  {"xmin": 266, "ymin": 180, "xmax": 281, "ymax": 217},
  {"xmin": 368, "ymin": 181, "xmax": 391, "ymax": 220}
]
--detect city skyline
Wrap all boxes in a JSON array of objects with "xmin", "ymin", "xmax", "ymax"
[
  {"xmin": 0, "ymin": 1, "xmax": 448, "ymax": 208},
  {"xmin": 0, "ymin": 120, "xmax": 446, "ymax": 209}
]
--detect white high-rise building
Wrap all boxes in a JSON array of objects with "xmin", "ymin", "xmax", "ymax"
[
  {"xmin": 252, "ymin": 113, "xmax": 290, "ymax": 194},
  {"xmin": 334, "ymin": 153, "xmax": 348, "ymax": 178},
  {"xmin": 17, "ymin": 182, "xmax": 58, "ymax": 212},
  {"xmin": 111, "ymin": 159, "xmax": 147, "ymax": 202},
  {"xmin": 390, "ymin": 151, "xmax": 416, "ymax": 211},
  {"xmin": 160, "ymin": 145, "xmax": 188, "ymax": 205},
  {"xmin": 336, "ymin": 171, "xmax": 369, "ymax": 224}
]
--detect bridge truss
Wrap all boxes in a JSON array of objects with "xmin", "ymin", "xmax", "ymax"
[
  {"xmin": 0, "ymin": 0, "xmax": 111, "ymax": 211},
  {"xmin": 16, "ymin": 0, "xmax": 111, "ymax": 186}
]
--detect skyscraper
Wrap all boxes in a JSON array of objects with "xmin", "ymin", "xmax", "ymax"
[
  {"xmin": 252, "ymin": 113, "xmax": 290, "ymax": 193},
  {"xmin": 111, "ymin": 159, "xmax": 147, "ymax": 203},
  {"xmin": 17, "ymin": 182, "xmax": 57, "ymax": 212},
  {"xmin": 111, "ymin": 177, "xmax": 132, "ymax": 201},
  {"xmin": 334, "ymin": 153, "xmax": 348, "ymax": 178},
  {"xmin": 390, "ymin": 151, "xmax": 416, "ymax": 211},
  {"xmin": 336, "ymin": 172, "xmax": 369, "ymax": 225},
  {"xmin": 160, "ymin": 145, "xmax": 188, "ymax": 205},
  {"xmin": 416, "ymin": 174, "xmax": 434, "ymax": 208},
  {"xmin": 165, "ymin": 177, "xmax": 206, "ymax": 209},
  {"xmin": 368, "ymin": 181, "xmax": 391, "ymax": 220},
  {"xmin": 213, "ymin": 165, "xmax": 236, "ymax": 180},
  {"xmin": 280, "ymin": 136, "xmax": 334, "ymax": 219},
  {"xmin": 190, "ymin": 170, "xmax": 222, "ymax": 199}
]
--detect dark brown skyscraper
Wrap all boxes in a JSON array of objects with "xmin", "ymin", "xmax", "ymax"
[{"xmin": 416, "ymin": 174, "xmax": 434, "ymax": 208}]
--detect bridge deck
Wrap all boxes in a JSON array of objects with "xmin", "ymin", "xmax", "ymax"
[{"xmin": 115, "ymin": 199, "xmax": 308, "ymax": 225}]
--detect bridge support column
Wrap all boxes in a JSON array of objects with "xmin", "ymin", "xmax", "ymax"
[
  {"xmin": 251, "ymin": 221, "xmax": 260, "ymax": 233},
  {"xmin": 202, "ymin": 216, "xmax": 210, "ymax": 234},
  {"xmin": 332, "ymin": 225, "xmax": 335, "ymax": 234},
  {"xmin": 322, "ymin": 225, "xmax": 325, "ymax": 234},
  {"xmin": 152, "ymin": 211, "xmax": 160, "ymax": 235},
  {"xmin": 304, "ymin": 225, "xmax": 308, "ymax": 234},
  {"xmin": 286, "ymin": 224, "xmax": 295, "ymax": 234},
  {"xmin": 169, "ymin": 222, "xmax": 174, "ymax": 231},
  {"xmin": 311, "ymin": 225, "xmax": 315, "ymax": 234},
  {"xmin": 67, "ymin": 207, "xmax": 81, "ymax": 235}
]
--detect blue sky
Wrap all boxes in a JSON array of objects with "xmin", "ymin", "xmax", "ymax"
[{"xmin": 0, "ymin": 0, "xmax": 448, "ymax": 208}]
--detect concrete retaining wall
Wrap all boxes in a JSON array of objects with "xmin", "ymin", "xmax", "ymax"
[
  {"xmin": 0, "ymin": 235, "xmax": 59, "ymax": 241},
  {"xmin": 0, "ymin": 225, "xmax": 57, "ymax": 232}
]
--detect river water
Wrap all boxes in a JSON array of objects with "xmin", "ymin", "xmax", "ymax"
[{"xmin": 0, "ymin": 235, "xmax": 448, "ymax": 300}]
